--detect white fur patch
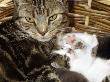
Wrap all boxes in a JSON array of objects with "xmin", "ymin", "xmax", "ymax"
[{"xmin": 54, "ymin": 32, "xmax": 110, "ymax": 82}]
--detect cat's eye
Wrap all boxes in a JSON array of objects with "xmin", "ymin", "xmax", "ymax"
[
  {"xmin": 25, "ymin": 17, "xmax": 34, "ymax": 23},
  {"xmin": 49, "ymin": 14, "xmax": 57, "ymax": 21}
]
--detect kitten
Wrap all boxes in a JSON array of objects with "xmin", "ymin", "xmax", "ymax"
[{"xmin": 53, "ymin": 33, "xmax": 110, "ymax": 82}]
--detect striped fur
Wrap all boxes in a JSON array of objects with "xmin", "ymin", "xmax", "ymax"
[{"xmin": 0, "ymin": 0, "xmax": 70, "ymax": 82}]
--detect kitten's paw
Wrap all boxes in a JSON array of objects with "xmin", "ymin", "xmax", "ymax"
[{"xmin": 102, "ymin": 75, "xmax": 110, "ymax": 82}]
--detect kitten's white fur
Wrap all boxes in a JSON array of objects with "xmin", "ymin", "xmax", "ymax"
[{"xmin": 53, "ymin": 33, "xmax": 110, "ymax": 82}]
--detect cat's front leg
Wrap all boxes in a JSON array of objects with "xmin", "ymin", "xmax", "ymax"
[
  {"xmin": 50, "ymin": 52, "xmax": 70, "ymax": 69},
  {"xmin": 102, "ymin": 75, "xmax": 110, "ymax": 82},
  {"xmin": 26, "ymin": 65, "xmax": 61, "ymax": 82}
]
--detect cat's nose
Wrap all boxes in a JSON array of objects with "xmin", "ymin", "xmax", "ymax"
[
  {"xmin": 40, "ymin": 31, "xmax": 47, "ymax": 36},
  {"xmin": 37, "ymin": 27, "xmax": 48, "ymax": 36}
]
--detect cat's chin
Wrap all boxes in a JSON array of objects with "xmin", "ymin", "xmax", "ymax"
[
  {"xmin": 29, "ymin": 33, "xmax": 53, "ymax": 42},
  {"xmin": 36, "ymin": 37, "xmax": 52, "ymax": 42},
  {"xmin": 37, "ymin": 39, "xmax": 51, "ymax": 42}
]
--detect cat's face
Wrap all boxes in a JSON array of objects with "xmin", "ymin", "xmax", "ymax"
[{"xmin": 13, "ymin": 0, "xmax": 69, "ymax": 42}]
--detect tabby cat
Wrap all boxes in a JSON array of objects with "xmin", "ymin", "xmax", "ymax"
[{"xmin": 0, "ymin": 0, "xmax": 71, "ymax": 82}]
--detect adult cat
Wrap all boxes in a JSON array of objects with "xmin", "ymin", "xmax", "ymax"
[{"xmin": 0, "ymin": 0, "xmax": 70, "ymax": 82}]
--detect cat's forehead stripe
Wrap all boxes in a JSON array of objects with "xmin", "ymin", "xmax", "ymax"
[
  {"xmin": 36, "ymin": 0, "xmax": 45, "ymax": 8},
  {"xmin": 32, "ymin": 0, "xmax": 64, "ymax": 16},
  {"xmin": 34, "ymin": 0, "xmax": 49, "ymax": 15}
]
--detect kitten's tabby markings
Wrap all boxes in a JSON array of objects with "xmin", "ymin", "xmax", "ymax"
[{"xmin": 0, "ymin": 0, "xmax": 70, "ymax": 82}]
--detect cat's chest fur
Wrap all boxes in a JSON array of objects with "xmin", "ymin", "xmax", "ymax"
[{"xmin": 0, "ymin": 20, "xmax": 58, "ymax": 81}]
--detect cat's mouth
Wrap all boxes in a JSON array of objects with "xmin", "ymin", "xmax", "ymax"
[
  {"xmin": 36, "ymin": 32, "xmax": 56, "ymax": 42},
  {"xmin": 36, "ymin": 29, "xmax": 59, "ymax": 42}
]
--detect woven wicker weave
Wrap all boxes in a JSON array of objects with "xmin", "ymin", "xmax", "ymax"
[{"xmin": 0, "ymin": 0, "xmax": 110, "ymax": 36}]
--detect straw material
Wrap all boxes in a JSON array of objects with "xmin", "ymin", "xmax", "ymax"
[{"xmin": 0, "ymin": 0, "xmax": 110, "ymax": 36}]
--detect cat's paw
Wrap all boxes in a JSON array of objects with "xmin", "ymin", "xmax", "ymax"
[
  {"xmin": 102, "ymin": 75, "xmax": 110, "ymax": 82},
  {"xmin": 50, "ymin": 53, "xmax": 70, "ymax": 69},
  {"xmin": 63, "ymin": 55, "xmax": 70, "ymax": 69},
  {"xmin": 47, "ymin": 73, "xmax": 61, "ymax": 82}
]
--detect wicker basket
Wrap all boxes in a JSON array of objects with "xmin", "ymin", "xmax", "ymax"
[
  {"xmin": 0, "ymin": 0, "xmax": 110, "ymax": 37},
  {"xmin": 69, "ymin": 0, "xmax": 110, "ymax": 37}
]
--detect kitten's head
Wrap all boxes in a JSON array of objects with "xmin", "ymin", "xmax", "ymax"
[
  {"xmin": 58, "ymin": 33, "xmax": 98, "ymax": 57},
  {"xmin": 13, "ymin": 0, "xmax": 69, "ymax": 42}
]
